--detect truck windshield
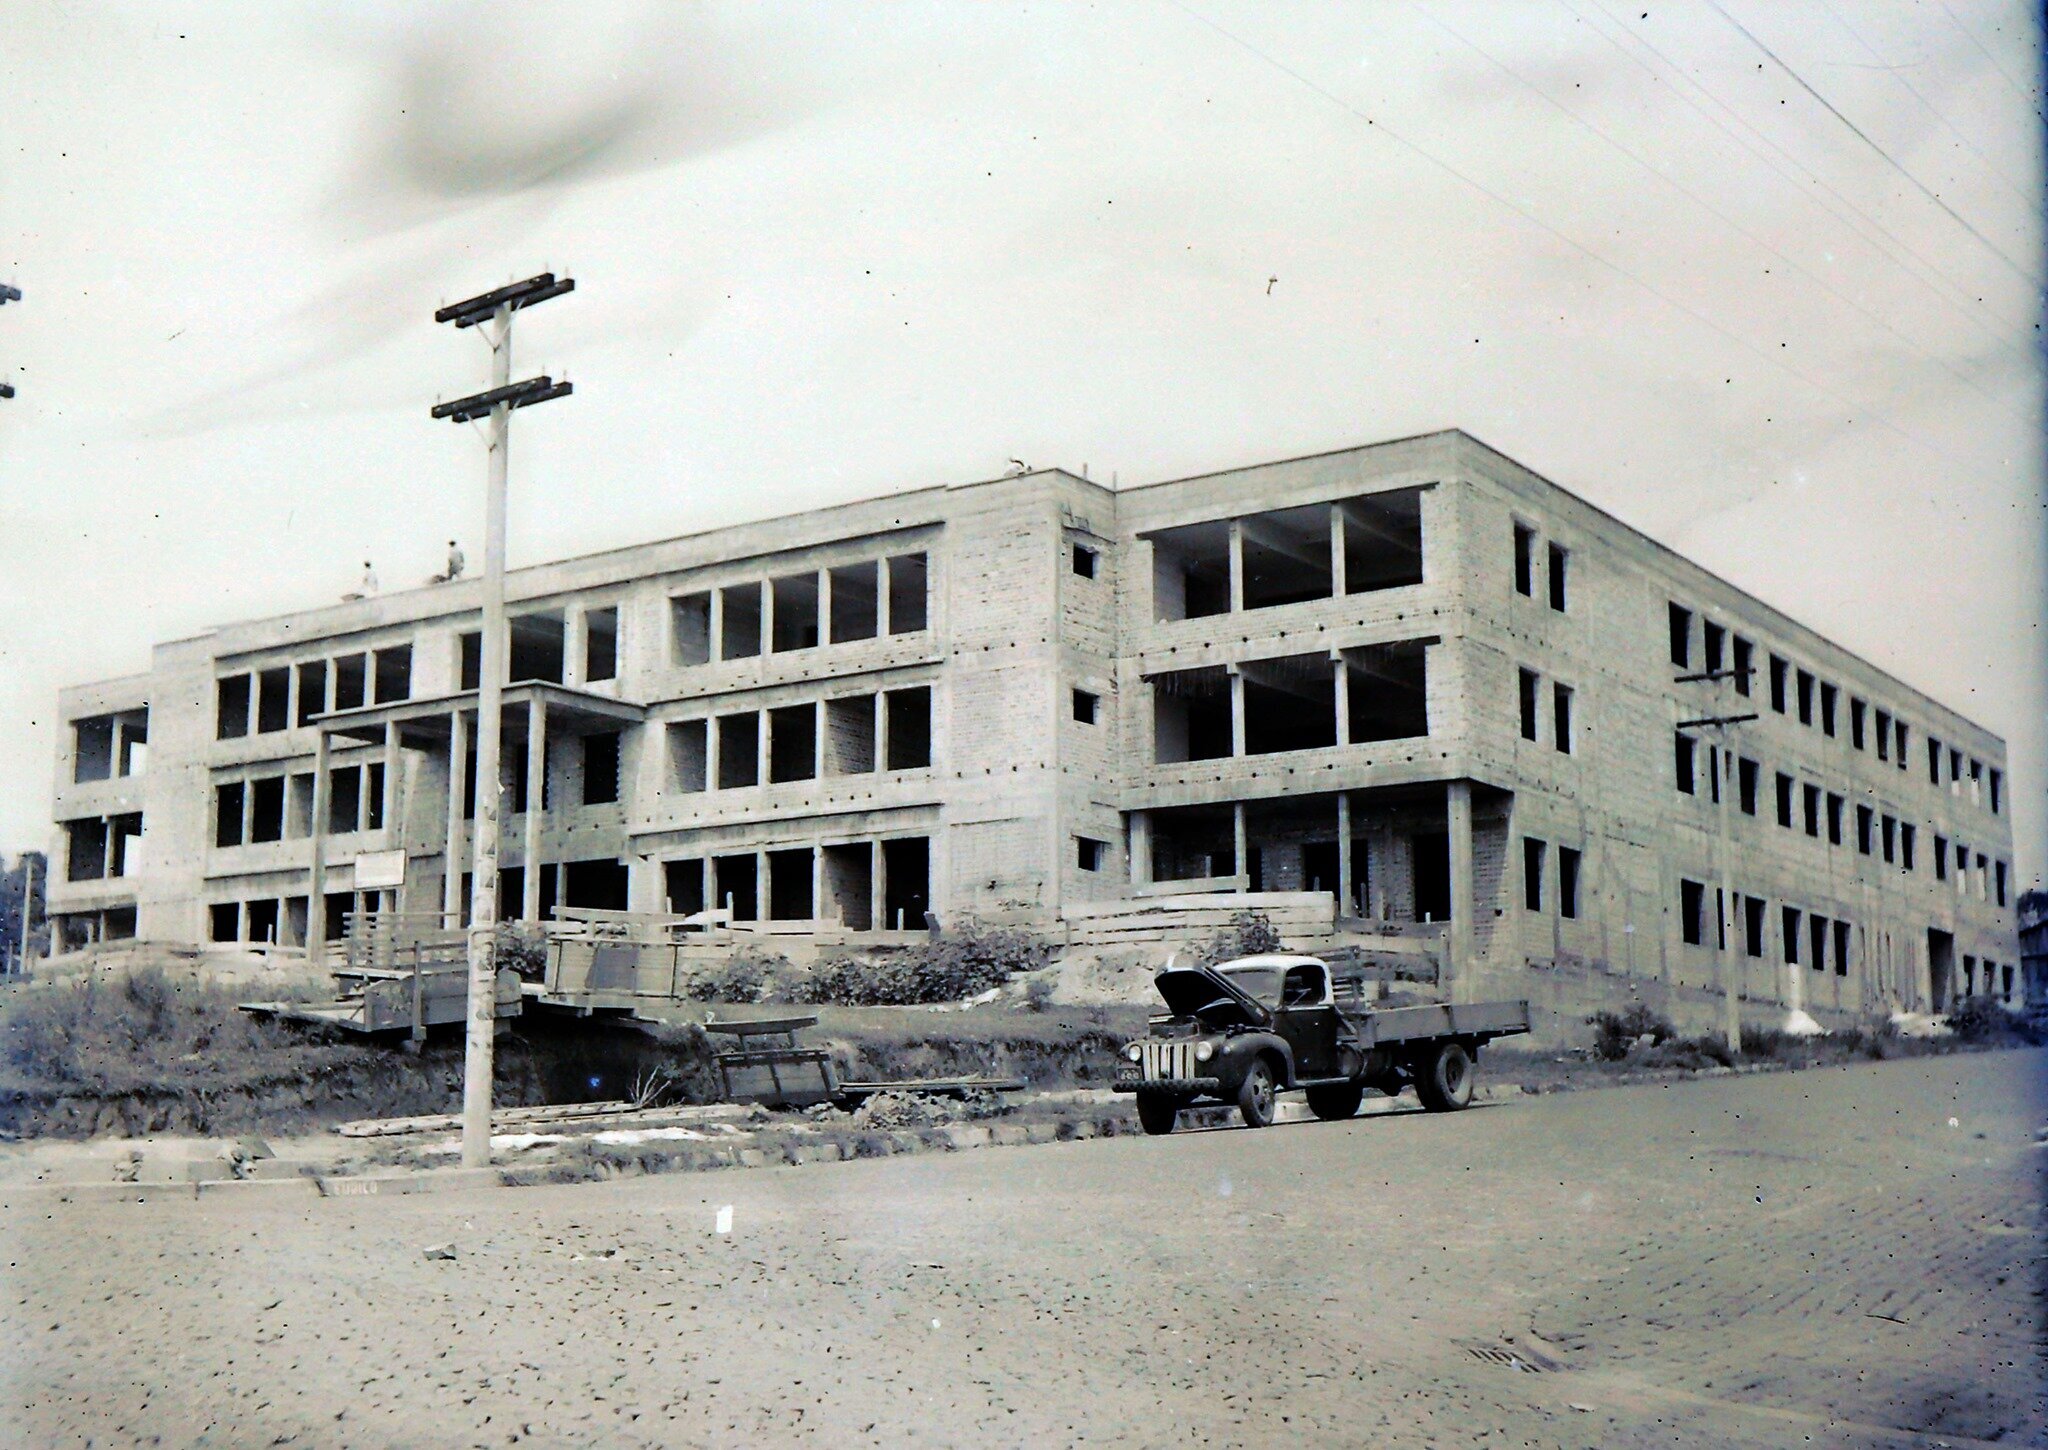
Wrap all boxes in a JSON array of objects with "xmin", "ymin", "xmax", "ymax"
[{"xmin": 1216, "ymin": 966, "xmax": 1285, "ymax": 1007}]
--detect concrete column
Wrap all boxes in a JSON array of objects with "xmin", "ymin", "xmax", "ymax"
[
  {"xmin": 1447, "ymin": 780, "xmax": 1474, "ymax": 1002},
  {"xmin": 754, "ymin": 850, "xmax": 768, "ymax": 922},
  {"xmin": 875, "ymin": 692, "xmax": 889, "ymax": 773},
  {"xmin": 1229, "ymin": 667, "xmax": 1246, "ymax": 757},
  {"xmin": 1232, "ymin": 802, "xmax": 1248, "ymax": 891},
  {"xmin": 523, "ymin": 697, "xmax": 546, "ymax": 922},
  {"xmin": 708, "ymin": 588, "xmax": 725, "ymax": 664},
  {"xmin": 240, "ymin": 772, "xmax": 255, "ymax": 844},
  {"xmin": 383, "ymin": 722, "xmax": 402, "ymax": 839},
  {"xmin": 701, "ymin": 857, "xmax": 714, "ymax": 921},
  {"xmin": 564, "ymin": 603, "xmax": 586, "ymax": 686},
  {"xmin": 284, "ymin": 670, "xmax": 299, "ymax": 734},
  {"xmin": 1330, "ymin": 504, "xmax": 1348, "ymax": 597},
  {"xmin": 877, "ymin": 562, "xmax": 892, "ymax": 637},
  {"xmin": 869, "ymin": 839, "xmax": 885, "ymax": 932},
  {"xmin": 1227, "ymin": 519, "xmax": 1245, "ymax": 613},
  {"xmin": 1370, "ymin": 829, "xmax": 1391, "ymax": 920},
  {"xmin": 443, "ymin": 710, "xmax": 466, "ymax": 927},
  {"xmin": 1129, "ymin": 810, "xmax": 1153, "ymax": 886},
  {"xmin": 706, "ymin": 714, "xmax": 721, "ymax": 791},
  {"xmin": 755, "ymin": 708, "xmax": 770, "ymax": 787},
  {"xmin": 810, "ymin": 845, "xmax": 825, "ymax": 924},
  {"xmin": 761, "ymin": 580, "xmax": 775, "ymax": 655},
  {"xmin": 1336, "ymin": 793, "xmax": 1353, "ymax": 917},
  {"xmin": 817, "ymin": 568, "xmax": 833, "ymax": 646},
  {"xmin": 627, "ymin": 855, "xmax": 659, "ymax": 912},
  {"xmin": 813, "ymin": 700, "xmax": 826, "ymax": 780},
  {"xmin": 1333, "ymin": 654, "xmax": 1351, "ymax": 746},
  {"xmin": 309, "ymin": 730, "xmax": 330, "ymax": 966}
]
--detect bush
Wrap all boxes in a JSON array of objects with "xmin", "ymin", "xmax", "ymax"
[
  {"xmin": 1587, "ymin": 1003, "xmax": 1677, "ymax": 1061},
  {"xmin": 1021, "ymin": 974, "xmax": 1058, "ymax": 1013},
  {"xmin": 494, "ymin": 923, "xmax": 548, "ymax": 981},
  {"xmin": 3, "ymin": 966, "xmax": 300, "ymax": 1089},
  {"xmin": 683, "ymin": 947, "xmax": 784, "ymax": 1004},
  {"xmin": 1192, "ymin": 910, "xmax": 1282, "ymax": 965},
  {"xmin": 777, "ymin": 925, "xmax": 1055, "ymax": 1006},
  {"xmin": 1945, "ymin": 995, "xmax": 2040, "ymax": 1045}
]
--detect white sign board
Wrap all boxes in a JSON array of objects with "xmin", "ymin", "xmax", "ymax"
[{"xmin": 352, "ymin": 849, "xmax": 408, "ymax": 891}]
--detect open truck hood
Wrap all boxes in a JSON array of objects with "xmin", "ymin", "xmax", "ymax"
[{"xmin": 1154, "ymin": 966, "xmax": 1271, "ymax": 1031}]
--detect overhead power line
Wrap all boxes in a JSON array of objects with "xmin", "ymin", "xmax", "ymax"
[
  {"xmin": 1936, "ymin": 0, "xmax": 2046, "ymax": 128},
  {"xmin": 1414, "ymin": 3, "xmax": 2025, "ymax": 421},
  {"xmin": 1568, "ymin": 0, "xmax": 2021, "ymax": 350},
  {"xmin": 1705, "ymin": 0, "xmax": 2041, "ymax": 289},
  {"xmin": 1166, "ymin": 0, "xmax": 1994, "ymax": 479}
]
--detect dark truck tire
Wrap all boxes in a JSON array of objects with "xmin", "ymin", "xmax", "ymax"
[
  {"xmin": 1136, "ymin": 1094, "xmax": 1181, "ymax": 1136},
  {"xmin": 1305, "ymin": 1082, "xmax": 1364, "ymax": 1121},
  {"xmin": 1237, "ymin": 1058, "xmax": 1278, "ymax": 1129},
  {"xmin": 1414, "ymin": 1041, "xmax": 1476, "ymax": 1112}
]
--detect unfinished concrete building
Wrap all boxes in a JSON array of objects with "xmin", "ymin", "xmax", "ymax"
[{"xmin": 47, "ymin": 431, "xmax": 2020, "ymax": 1021}]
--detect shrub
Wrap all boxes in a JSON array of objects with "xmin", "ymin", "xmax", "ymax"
[
  {"xmin": 683, "ymin": 947, "xmax": 784, "ymax": 1004},
  {"xmin": 3, "ymin": 966, "xmax": 299, "ymax": 1089},
  {"xmin": 777, "ymin": 925, "xmax": 1056, "ymax": 1006},
  {"xmin": 1945, "ymin": 995, "xmax": 2040, "ymax": 1045},
  {"xmin": 1191, "ymin": 910, "xmax": 1283, "ymax": 965},
  {"xmin": 1022, "ymin": 974, "xmax": 1058, "ymax": 1013},
  {"xmin": 1587, "ymin": 1003, "xmax": 1677, "ymax": 1061},
  {"xmin": 494, "ymin": 923, "xmax": 548, "ymax": 981}
]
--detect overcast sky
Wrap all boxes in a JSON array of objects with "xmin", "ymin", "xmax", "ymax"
[{"xmin": 3, "ymin": 1, "xmax": 2042, "ymax": 885}]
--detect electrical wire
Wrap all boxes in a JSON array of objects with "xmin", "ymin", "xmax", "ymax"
[
  {"xmin": 1164, "ymin": 0, "xmax": 2014, "ymax": 477},
  {"xmin": 1413, "ymin": 2, "xmax": 2025, "ymax": 419},
  {"xmin": 1567, "ymin": 0, "xmax": 2020, "ymax": 346},
  {"xmin": 1704, "ymin": 0, "xmax": 2040, "ymax": 288},
  {"xmin": 1936, "ymin": 0, "xmax": 2045, "ymax": 128}
]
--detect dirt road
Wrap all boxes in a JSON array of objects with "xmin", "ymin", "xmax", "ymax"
[{"xmin": 4, "ymin": 1049, "xmax": 2041, "ymax": 1447}]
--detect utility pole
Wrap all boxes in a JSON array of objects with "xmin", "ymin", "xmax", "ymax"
[
  {"xmin": 2, "ymin": 282, "xmax": 19, "ymax": 399},
  {"xmin": 1676, "ymin": 667, "xmax": 1757, "ymax": 1058},
  {"xmin": 433, "ymin": 273, "xmax": 574, "ymax": 1169},
  {"xmin": 16, "ymin": 854, "xmax": 38, "ymax": 976}
]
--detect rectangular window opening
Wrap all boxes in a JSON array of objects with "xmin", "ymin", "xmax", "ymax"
[
  {"xmin": 257, "ymin": 667, "xmax": 291, "ymax": 733},
  {"xmin": 1077, "ymin": 836, "xmax": 1108, "ymax": 872},
  {"xmin": 1669, "ymin": 604, "xmax": 1692, "ymax": 668},
  {"xmin": 1242, "ymin": 505, "xmax": 1333, "ymax": 610},
  {"xmin": 716, "ymin": 712, "xmax": 760, "ymax": 789},
  {"xmin": 584, "ymin": 607, "xmax": 619, "ymax": 682},
  {"xmin": 1152, "ymin": 666, "xmax": 1232, "ymax": 763},
  {"xmin": 1675, "ymin": 732, "xmax": 1697, "ymax": 795},
  {"xmin": 1558, "ymin": 846, "xmax": 1581, "ymax": 920},
  {"xmin": 1073, "ymin": 688, "xmax": 1100, "ymax": 725},
  {"xmin": 1738, "ymin": 757, "xmax": 1759, "ymax": 816},
  {"xmin": 581, "ymin": 731, "xmax": 621, "ymax": 805},
  {"xmin": 1515, "ymin": 525, "xmax": 1536, "ymax": 598},
  {"xmin": 1072, "ymin": 543, "xmax": 1098, "ymax": 579},
  {"xmin": 373, "ymin": 645, "xmax": 412, "ymax": 704},
  {"xmin": 1681, "ymin": 879, "xmax": 1705, "ymax": 946},
  {"xmin": 767, "ymin": 704, "xmax": 819, "ymax": 784},
  {"xmin": 884, "ymin": 687, "xmax": 932, "ymax": 770},
  {"xmin": 1546, "ymin": 543, "xmax": 1568, "ymax": 612},
  {"xmin": 667, "ymin": 719, "xmax": 708, "ymax": 793},
  {"xmin": 720, "ymin": 584, "xmax": 763, "ymax": 659},
  {"xmin": 887, "ymin": 553, "xmax": 929, "ymax": 634},
  {"xmin": 828, "ymin": 561, "xmax": 879, "ymax": 644},
  {"xmin": 823, "ymin": 695, "xmax": 878, "ymax": 775},
  {"xmin": 1523, "ymin": 837, "xmax": 1546, "ymax": 912},
  {"xmin": 1551, "ymin": 683, "xmax": 1573, "ymax": 756},
  {"xmin": 671, "ymin": 591, "xmax": 713, "ymax": 666},
  {"xmin": 216, "ymin": 674, "xmax": 251, "ymax": 740},
  {"xmin": 1521, "ymin": 669, "xmax": 1541, "ymax": 744}
]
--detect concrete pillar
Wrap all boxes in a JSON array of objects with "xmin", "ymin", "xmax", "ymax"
[
  {"xmin": 383, "ymin": 722, "xmax": 402, "ymax": 838},
  {"xmin": 1232, "ymin": 802, "xmax": 1248, "ymax": 891},
  {"xmin": 817, "ymin": 568, "xmax": 833, "ymax": 647},
  {"xmin": 706, "ymin": 714, "xmax": 721, "ymax": 791},
  {"xmin": 1229, "ymin": 667, "xmax": 1246, "ymax": 757},
  {"xmin": 754, "ymin": 850, "xmax": 768, "ymax": 923},
  {"xmin": 1336, "ymin": 793, "xmax": 1353, "ymax": 917},
  {"xmin": 875, "ymin": 692, "xmax": 890, "ymax": 773},
  {"xmin": 708, "ymin": 587, "xmax": 725, "ymax": 664},
  {"xmin": 1227, "ymin": 519, "xmax": 1245, "ymax": 613},
  {"xmin": 628, "ymin": 856, "xmax": 659, "ymax": 913},
  {"xmin": 810, "ymin": 845, "xmax": 825, "ymax": 924},
  {"xmin": 869, "ymin": 839, "xmax": 885, "ymax": 932},
  {"xmin": 1447, "ymin": 780, "xmax": 1474, "ymax": 1002},
  {"xmin": 1370, "ymin": 829, "xmax": 1391, "ymax": 920},
  {"xmin": 756, "ymin": 707, "xmax": 770, "ymax": 787},
  {"xmin": 240, "ymin": 773, "xmax": 255, "ymax": 845},
  {"xmin": 1330, "ymin": 504, "xmax": 1348, "ymax": 597},
  {"xmin": 813, "ymin": 700, "xmax": 826, "ymax": 780},
  {"xmin": 1333, "ymin": 654, "xmax": 1351, "ymax": 746},
  {"xmin": 443, "ymin": 709, "xmax": 466, "ymax": 927},
  {"xmin": 523, "ymin": 697, "xmax": 546, "ymax": 922},
  {"xmin": 1129, "ymin": 810, "xmax": 1153, "ymax": 886},
  {"xmin": 761, "ymin": 579, "xmax": 776, "ymax": 655},
  {"xmin": 564, "ymin": 603, "xmax": 586, "ymax": 686},
  {"xmin": 284, "ymin": 669, "xmax": 299, "ymax": 734},
  {"xmin": 701, "ymin": 857, "xmax": 715, "ymax": 921},
  {"xmin": 309, "ymin": 730, "xmax": 330, "ymax": 966},
  {"xmin": 877, "ymin": 562, "xmax": 892, "ymax": 637}
]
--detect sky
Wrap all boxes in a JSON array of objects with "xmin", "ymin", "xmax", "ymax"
[{"xmin": 2, "ymin": 1, "xmax": 2043, "ymax": 885}]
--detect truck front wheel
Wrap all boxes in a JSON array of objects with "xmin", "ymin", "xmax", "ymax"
[
  {"xmin": 1237, "ymin": 1059, "xmax": 1278, "ymax": 1129},
  {"xmin": 1306, "ymin": 1082, "xmax": 1364, "ymax": 1121},
  {"xmin": 1415, "ymin": 1041, "xmax": 1476, "ymax": 1112},
  {"xmin": 1136, "ymin": 1094, "xmax": 1181, "ymax": 1136}
]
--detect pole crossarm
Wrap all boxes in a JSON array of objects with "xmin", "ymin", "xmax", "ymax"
[
  {"xmin": 1676, "ymin": 712, "xmax": 1761, "ymax": 731},
  {"xmin": 1673, "ymin": 666, "xmax": 1755, "ymax": 685},
  {"xmin": 435, "ymin": 273, "xmax": 575, "ymax": 329},
  {"xmin": 431, "ymin": 376, "xmax": 571, "ymax": 424}
]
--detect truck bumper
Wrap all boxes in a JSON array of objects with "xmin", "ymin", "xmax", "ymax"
[{"xmin": 1112, "ymin": 1076, "xmax": 1222, "ymax": 1096}]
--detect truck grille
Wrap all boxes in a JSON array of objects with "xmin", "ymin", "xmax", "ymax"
[{"xmin": 1139, "ymin": 1040, "xmax": 1195, "ymax": 1080}]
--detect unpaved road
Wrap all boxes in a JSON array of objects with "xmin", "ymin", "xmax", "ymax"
[{"xmin": 4, "ymin": 1049, "xmax": 2042, "ymax": 1448}]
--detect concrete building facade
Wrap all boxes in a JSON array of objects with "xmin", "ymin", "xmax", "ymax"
[{"xmin": 48, "ymin": 431, "xmax": 2020, "ymax": 1019}]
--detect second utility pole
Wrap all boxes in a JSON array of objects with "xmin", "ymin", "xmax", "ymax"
[{"xmin": 433, "ymin": 273, "xmax": 574, "ymax": 1169}]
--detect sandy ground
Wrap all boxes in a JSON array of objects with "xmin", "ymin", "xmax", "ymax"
[{"xmin": 2, "ymin": 1049, "xmax": 2041, "ymax": 1448}]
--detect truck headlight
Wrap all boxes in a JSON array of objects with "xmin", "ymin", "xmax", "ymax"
[
  {"xmin": 1194, "ymin": 1041, "xmax": 1215, "ymax": 1063},
  {"xmin": 1124, "ymin": 1043, "xmax": 1143, "ymax": 1062}
]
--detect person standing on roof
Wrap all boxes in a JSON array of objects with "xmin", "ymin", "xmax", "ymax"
[
  {"xmin": 444, "ymin": 540, "xmax": 465, "ymax": 581},
  {"xmin": 343, "ymin": 560, "xmax": 379, "ymax": 602}
]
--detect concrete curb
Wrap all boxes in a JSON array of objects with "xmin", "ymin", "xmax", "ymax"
[{"xmin": 315, "ymin": 1167, "xmax": 501, "ymax": 1198}]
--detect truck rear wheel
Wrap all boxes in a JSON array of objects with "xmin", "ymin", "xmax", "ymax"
[
  {"xmin": 1237, "ymin": 1059, "xmax": 1278, "ymax": 1129},
  {"xmin": 1136, "ymin": 1094, "xmax": 1181, "ymax": 1136},
  {"xmin": 1305, "ymin": 1083, "xmax": 1364, "ymax": 1121},
  {"xmin": 1415, "ymin": 1041, "xmax": 1476, "ymax": 1112}
]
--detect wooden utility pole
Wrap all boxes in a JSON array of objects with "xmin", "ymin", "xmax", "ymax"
[
  {"xmin": 1676, "ymin": 666, "xmax": 1757, "ymax": 1058},
  {"xmin": 433, "ymin": 274, "xmax": 574, "ymax": 1169}
]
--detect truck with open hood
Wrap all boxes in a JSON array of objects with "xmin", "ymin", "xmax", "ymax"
[{"xmin": 1112, "ymin": 953, "xmax": 1530, "ymax": 1134}]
